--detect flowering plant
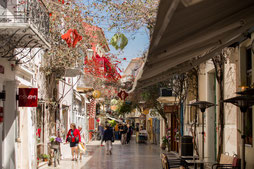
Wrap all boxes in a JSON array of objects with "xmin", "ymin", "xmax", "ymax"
[{"xmin": 49, "ymin": 136, "xmax": 62, "ymax": 143}]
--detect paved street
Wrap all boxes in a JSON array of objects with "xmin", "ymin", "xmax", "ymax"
[{"xmin": 41, "ymin": 138, "xmax": 161, "ymax": 169}]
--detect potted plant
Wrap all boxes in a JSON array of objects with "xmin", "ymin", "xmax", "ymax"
[
  {"xmin": 42, "ymin": 154, "xmax": 49, "ymax": 162},
  {"xmin": 161, "ymin": 136, "xmax": 168, "ymax": 150},
  {"xmin": 50, "ymin": 136, "xmax": 62, "ymax": 149}
]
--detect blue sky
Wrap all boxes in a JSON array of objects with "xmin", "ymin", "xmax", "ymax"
[
  {"xmin": 101, "ymin": 27, "xmax": 149, "ymax": 71},
  {"xmin": 83, "ymin": 1, "xmax": 150, "ymax": 72}
]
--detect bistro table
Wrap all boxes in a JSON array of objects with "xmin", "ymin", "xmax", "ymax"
[
  {"xmin": 180, "ymin": 155, "xmax": 199, "ymax": 168},
  {"xmin": 185, "ymin": 160, "xmax": 215, "ymax": 169}
]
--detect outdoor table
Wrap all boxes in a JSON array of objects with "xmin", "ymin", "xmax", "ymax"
[
  {"xmin": 181, "ymin": 155, "xmax": 199, "ymax": 159},
  {"xmin": 185, "ymin": 160, "xmax": 215, "ymax": 169},
  {"xmin": 180, "ymin": 156, "xmax": 199, "ymax": 168}
]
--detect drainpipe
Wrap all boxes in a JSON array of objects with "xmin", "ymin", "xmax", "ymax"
[
  {"xmin": 214, "ymin": 73, "xmax": 217, "ymax": 161},
  {"xmin": 180, "ymin": 103, "xmax": 184, "ymax": 136}
]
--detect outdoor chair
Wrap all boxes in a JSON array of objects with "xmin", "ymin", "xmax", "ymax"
[
  {"xmin": 212, "ymin": 154, "xmax": 241, "ymax": 169},
  {"xmin": 161, "ymin": 153, "xmax": 181, "ymax": 169}
]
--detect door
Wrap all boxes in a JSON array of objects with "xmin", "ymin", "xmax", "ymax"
[{"xmin": 171, "ymin": 113, "xmax": 179, "ymax": 152}]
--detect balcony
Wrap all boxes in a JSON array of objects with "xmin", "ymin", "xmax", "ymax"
[{"xmin": 0, "ymin": 0, "xmax": 50, "ymax": 59}]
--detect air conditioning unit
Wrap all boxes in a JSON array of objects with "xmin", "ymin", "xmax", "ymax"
[{"xmin": 160, "ymin": 88, "xmax": 173, "ymax": 97}]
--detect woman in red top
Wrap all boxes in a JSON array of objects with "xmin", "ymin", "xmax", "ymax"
[{"xmin": 66, "ymin": 123, "xmax": 81, "ymax": 161}]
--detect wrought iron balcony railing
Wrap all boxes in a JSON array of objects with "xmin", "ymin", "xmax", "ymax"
[{"xmin": 0, "ymin": 0, "xmax": 49, "ymax": 40}]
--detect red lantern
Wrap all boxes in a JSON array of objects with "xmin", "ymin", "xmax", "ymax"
[{"xmin": 61, "ymin": 29, "xmax": 82, "ymax": 48}]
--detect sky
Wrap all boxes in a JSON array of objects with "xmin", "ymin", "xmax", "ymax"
[
  {"xmin": 102, "ymin": 27, "xmax": 149, "ymax": 72},
  {"xmin": 84, "ymin": 0, "xmax": 150, "ymax": 72}
]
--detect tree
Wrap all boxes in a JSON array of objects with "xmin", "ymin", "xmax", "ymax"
[
  {"xmin": 212, "ymin": 49, "xmax": 228, "ymax": 162},
  {"xmin": 90, "ymin": 0, "xmax": 159, "ymax": 38}
]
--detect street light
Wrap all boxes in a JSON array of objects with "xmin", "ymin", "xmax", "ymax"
[
  {"xmin": 189, "ymin": 101, "xmax": 215, "ymax": 165},
  {"xmin": 86, "ymin": 49, "xmax": 94, "ymax": 60},
  {"xmin": 223, "ymin": 95, "xmax": 254, "ymax": 169},
  {"xmin": 236, "ymin": 87, "xmax": 254, "ymax": 96}
]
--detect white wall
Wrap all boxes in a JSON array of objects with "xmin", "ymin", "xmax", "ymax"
[{"xmin": 0, "ymin": 58, "xmax": 16, "ymax": 169}]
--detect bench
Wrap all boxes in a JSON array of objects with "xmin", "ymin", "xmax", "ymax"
[
  {"xmin": 212, "ymin": 154, "xmax": 241, "ymax": 169},
  {"xmin": 161, "ymin": 153, "xmax": 181, "ymax": 169}
]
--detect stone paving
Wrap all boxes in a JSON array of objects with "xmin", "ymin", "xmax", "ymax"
[{"xmin": 41, "ymin": 138, "xmax": 162, "ymax": 169}]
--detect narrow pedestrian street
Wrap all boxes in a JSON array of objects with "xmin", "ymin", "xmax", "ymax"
[{"xmin": 42, "ymin": 138, "xmax": 161, "ymax": 169}]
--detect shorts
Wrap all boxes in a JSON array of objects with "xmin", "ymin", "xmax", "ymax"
[{"xmin": 70, "ymin": 142, "xmax": 78, "ymax": 147}]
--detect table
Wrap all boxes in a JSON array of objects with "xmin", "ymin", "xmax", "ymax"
[{"xmin": 185, "ymin": 160, "xmax": 215, "ymax": 169}]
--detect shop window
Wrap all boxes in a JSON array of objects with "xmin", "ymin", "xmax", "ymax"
[
  {"xmin": 245, "ymin": 47, "xmax": 252, "ymax": 145},
  {"xmin": 36, "ymin": 104, "xmax": 44, "ymax": 144},
  {"xmin": 188, "ymin": 100, "xmax": 199, "ymax": 124}
]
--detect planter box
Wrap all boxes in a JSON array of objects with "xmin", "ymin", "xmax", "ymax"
[{"xmin": 50, "ymin": 141, "xmax": 60, "ymax": 149}]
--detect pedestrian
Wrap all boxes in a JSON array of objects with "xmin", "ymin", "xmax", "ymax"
[
  {"xmin": 114, "ymin": 123, "xmax": 119, "ymax": 140},
  {"xmin": 126, "ymin": 124, "xmax": 132, "ymax": 144},
  {"xmin": 78, "ymin": 126, "xmax": 86, "ymax": 160},
  {"xmin": 66, "ymin": 123, "xmax": 81, "ymax": 161},
  {"xmin": 102, "ymin": 125, "xmax": 114, "ymax": 155},
  {"xmin": 118, "ymin": 123, "xmax": 123, "ymax": 140},
  {"xmin": 121, "ymin": 123, "xmax": 128, "ymax": 145},
  {"xmin": 98, "ymin": 124, "xmax": 105, "ymax": 146}
]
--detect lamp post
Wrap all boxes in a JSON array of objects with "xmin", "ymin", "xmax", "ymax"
[
  {"xmin": 86, "ymin": 48, "xmax": 94, "ymax": 60},
  {"xmin": 223, "ymin": 95, "xmax": 254, "ymax": 169},
  {"xmin": 236, "ymin": 87, "xmax": 254, "ymax": 96},
  {"xmin": 189, "ymin": 101, "xmax": 215, "ymax": 165}
]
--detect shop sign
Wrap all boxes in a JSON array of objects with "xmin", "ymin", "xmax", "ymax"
[
  {"xmin": 0, "ymin": 65, "xmax": 4, "ymax": 74},
  {"xmin": 18, "ymin": 88, "xmax": 38, "ymax": 107},
  {"xmin": 0, "ymin": 107, "xmax": 3, "ymax": 122},
  {"xmin": 164, "ymin": 105, "xmax": 178, "ymax": 113}
]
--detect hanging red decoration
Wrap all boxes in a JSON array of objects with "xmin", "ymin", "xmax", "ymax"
[
  {"xmin": 84, "ymin": 54, "xmax": 121, "ymax": 82},
  {"xmin": 72, "ymin": 29, "xmax": 82, "ymax": 47},
  {"xmin": 61, "ymin": 29, "xmax": 82, "ymax": 48},
  {"xmin": 49, "ymin": 13, "xmax": 52, "ymax": 17},
  {"xmin": 58, "ymin": 0, "xmax": 64, "ymax": 4},
  {"xmin": 123, "ymin": 58, "xmax": 126, "ymax": 60},
  {"xmin": 118, "ymin": 90, "xmax": 128, "ymax": 100}
]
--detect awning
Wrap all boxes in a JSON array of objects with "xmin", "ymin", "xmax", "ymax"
[{"xmin": 138, "ymin": 0, "xmax": 254, "ymax": 88}]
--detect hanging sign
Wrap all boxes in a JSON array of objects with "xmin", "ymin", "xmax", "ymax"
[
  {"xmin": 18, "ymin": 88, "xmax": 38, "ymax": 107},
  {"xmin": 0, "ymin": 65, "xmax": 4, "ymax": 74},
  {"xmin": 118, "ymin": 90, "xmax": 128, "ymax": 100},
  {"xmin": 164, "ymin": 105, "xmax": 178, "ymax": 113},
  {"xmin": 0, "ymin": 107, "xmax": 3, "ymax": 122}
]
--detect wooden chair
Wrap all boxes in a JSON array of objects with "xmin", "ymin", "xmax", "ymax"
[
  {"xmin": 212, "ymin": 154, "xmax": 241, "ymax": 169},
  {"xmin": 161, "ymin": 153, "xmax": 181, "ymax": 169}
]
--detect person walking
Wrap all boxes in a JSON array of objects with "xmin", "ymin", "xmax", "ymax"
[
  {"xmin": 66, "ymin": 123, "xmax": 81, "ymax": 161},
  {"xmin": 78, "ymin": 126, "xmax": 85, "ymax": 160},
  {"xmin": 98, "ymin": 124, "xmax": 105, "ymax": 146},
  {"xmin": 121, "ymin": 124, "xmax": 128, "ymax": 145},
  {"xmin": 114, "ymin": 123, "xmax": 119, "ymax": 140},
  {"xmin": 102, "ymin": 125, "xmax": 114, "ymax": 155},
  {"xmin": 126, "ymin": 124, "xmax": 132, "ymax": 144}
]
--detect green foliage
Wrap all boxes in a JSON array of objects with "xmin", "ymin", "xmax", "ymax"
[
  {"xmin": 118, "ymin": 101, "xmax": 132, "ymax": 115},
  {"xmin": 110, "ymin": 33, "xmax": 128, "ymax": 50},
  {"xmin": 162, "ymin": 136, "xmax": 168, "ymax": 144},
  {"xmin": 108, "ymin": 120, "xmax": 117, "ymax": 127},
  {"xmin": 49, "ymin": 137, "xmax": 55, "ymax": 142},
  {"xmin": 40, "ymin": 154, "xmax": 49, "ymax": 160}
]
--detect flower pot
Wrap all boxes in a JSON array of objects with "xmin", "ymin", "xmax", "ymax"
[{"xmin": 161, "ymin": 143, "xmax": 166, "ymax": 150}]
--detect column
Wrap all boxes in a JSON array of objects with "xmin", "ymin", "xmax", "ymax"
[{"xmin": 3, "ymin": 80, "xmax": 18, "ymax": 169}]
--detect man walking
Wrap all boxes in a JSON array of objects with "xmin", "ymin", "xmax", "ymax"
[
  {"xmin": 121, "ymin": 123, "xmax": 128, "ymax": 145},
  {"xmin": 102, "ymin": 125, "xmax": 114, "ymax": 155}
]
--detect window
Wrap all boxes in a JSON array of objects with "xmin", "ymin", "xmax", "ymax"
[
  {"xmin": 245, "ymin": 47, "xmax": 252, "ymax": 145},
  {"xmin": 188, "ymin": 100, "xmax": 199, "ymax": 124},
  {"xmin": 36, "ymin": 104, "xmax": 44, "ymax": 144}
]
